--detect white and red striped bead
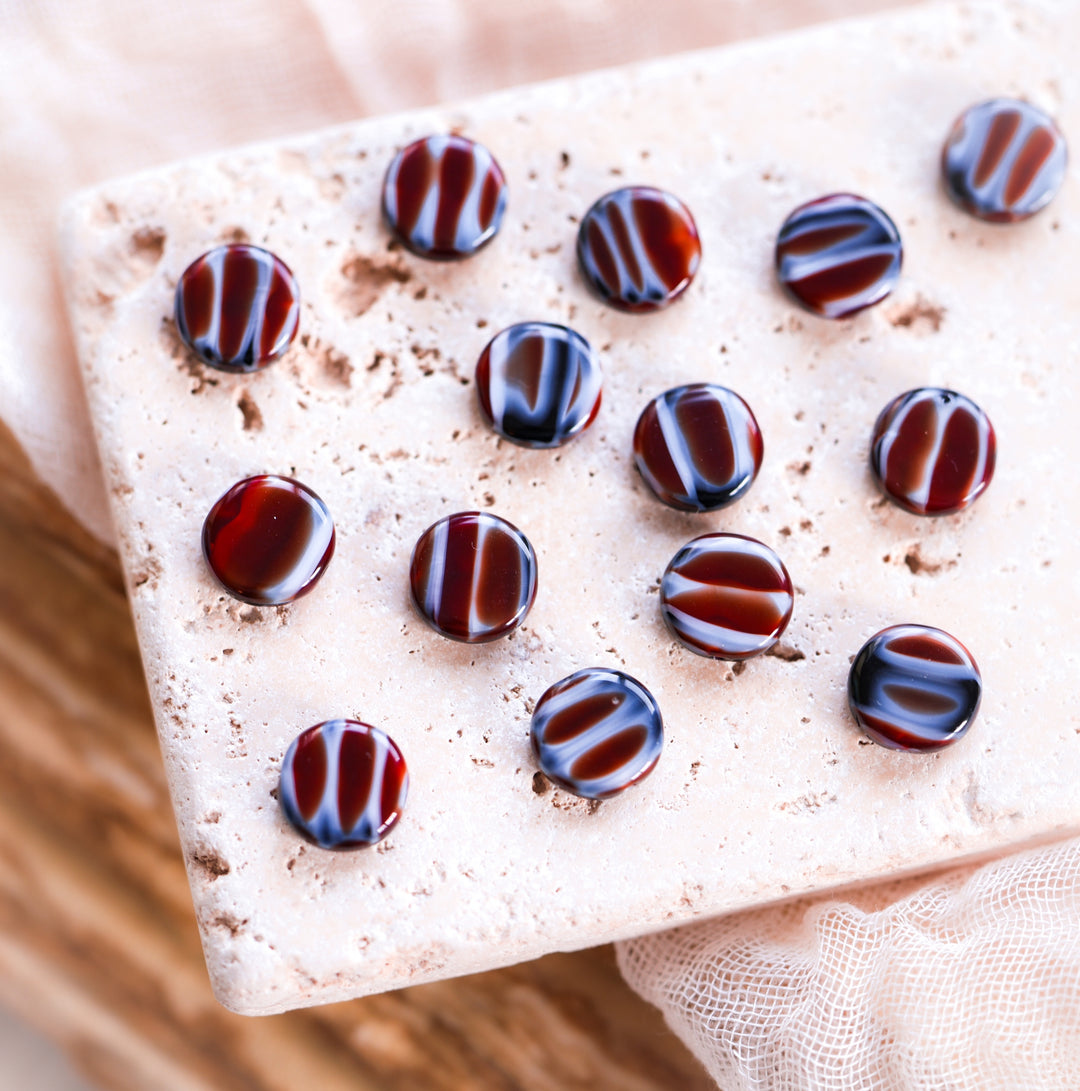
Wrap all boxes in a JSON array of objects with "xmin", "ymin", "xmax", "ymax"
[
  {"xmin": 576, "ymin": 186, "xmax": 701, "ymax": 313},
  {"xmin": 175, "ymin": 244, "xmax": 300, "ymax": 372},
  {"xmin": 660, "ymin": 533, "xmax": 794, "ymax": 660},
  {"xmin": 279, "ymin": 720, "xmax": 408, "ymax": 849},
  {"xmin": 382, "ymin": 134, "xmax": 507, "ymax": 259},
  {"xmin": 409, "ymin": 511, "xmax": 538, "ymax": 643},
  {"xmin": 633, "ymin": 384, "xmax": 763, "ymax": 512},
  {"xmin": 870, "ymin": 388, "xmax": 996, "ymax": 516}
]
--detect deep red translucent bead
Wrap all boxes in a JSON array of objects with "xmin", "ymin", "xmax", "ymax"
[
  {"xmin": 280, "ymin": 720, "xmax": 408, "ymax": 849},
  {"xmin": 202, "ymin": 475, "xmax": 335, "ymax": 606},
  {"xmin": 175, "ymin": 244, "xmax": 300, "ymax": 372},
  {"xmin": 410, "ymin": 511, "xmax": 537, "ymax": 643}
]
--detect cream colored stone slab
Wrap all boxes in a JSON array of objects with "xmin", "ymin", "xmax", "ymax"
[{"xmin": 60, "ymin": 0, "xmax": 1080, "ymax": 1015}]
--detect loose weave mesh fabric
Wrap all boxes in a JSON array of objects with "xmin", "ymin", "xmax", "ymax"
[{"xmin": 617, "ymin": 835, "xmax": 1080, "ymax": 1090}]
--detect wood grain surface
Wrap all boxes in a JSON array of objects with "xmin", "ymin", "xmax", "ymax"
[{"xmin": 0, "ymin": 418, "xmax": 712, "ymax": 1089}]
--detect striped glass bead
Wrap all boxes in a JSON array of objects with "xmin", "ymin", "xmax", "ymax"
[
  {"xmin": 775, "ymin": 193, "xmax": 901, "ymax": 319},
  {"xmin": 280, "ymin": 720, "xmax": 408, "ymax": 849},
  {"xmin": 382, "ymin": 134, "xmax": 507, "ymax": 259},
  {"xmin": 175, "ymin": 244, "xmax": 300, "ymax": 372},
  {"xmin": 848, "ymin": 625, "xmax": 982, "ymax": 751},
  {"xmin": 660, "ymin": 533, "xmax": 794, "ymax": 660},
  {"xmin": 577, "ymin": 186, "xmax": 701, "ymax": 313},
  {"xmin": 475, "ymin": 322, "xmax": 602, "ymax": 448},
  {"xmin": 942, "ymin": 98, "xmax": 1067, "ymax": 223},
  {"xmin": 870, "ymin": 388, "xmax": 996, "ymax": 516},
  {"xmin": 531, "ymin": 668, "xmax": 663, "ymax": 800},
  {"xmin": 409, "ymin": 511, "xmax": 537, "ymax": 643},
  {"xmin": 633, "ymin": 383, "xmax": 763, "ymax": 512}
]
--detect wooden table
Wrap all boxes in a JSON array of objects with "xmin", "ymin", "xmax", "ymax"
[{"xmin": 0, "ymin": 419, "xmax": 712, "ymax": 1089}]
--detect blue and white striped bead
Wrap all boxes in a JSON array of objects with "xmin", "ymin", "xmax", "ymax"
[
  {"xmin": 942, "ymin": 98, "xmax": 1067, "ymax": 223},
  {"xmin": 775, "ymin": 193, "xmax": 902, "ymax": 319},
  {"xmin": 475, "ymin": 322, "xmax": 602, "ymax": 448},
  {"xmin": 531, "ymin": 668, "xmax": 664, "ymax": 800},
  {"xmin": 848, "ymin": 624, "xmax": 982, "ymax": 751}
]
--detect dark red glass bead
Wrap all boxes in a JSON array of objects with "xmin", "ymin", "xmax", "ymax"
[
  {"xmin": 775, "ymin": 194, "xmax": 902, "ymax": 319},
  {"xmin": 475, "ymin": 322, "xmax": 602, "ymax": 448},
  {"xmin": 175, "ymin": 244, "xmax": 300, "ymax": 372},
  {"xmin": 943, "ymin": 98, "xmax": 1067, "ymax": 223},
  {"xmin": 280, "ymin": 720, "xmax": 408, "ymax": 849},
  {"xmin": 202, "ymin": 475, "xmax": 335, "ymax": 606},
  {"xmin": 577, "ymin": 186, "xmax": 701, "ymax": 313},
  {"xmin": 660, "ymin": 533, "xmax": 793, "ymax": 660},
  {"xmin": 848, "ymin": 624, "xmax": 981, "ymax": 751},
  {"xmin": 382, "ymin": 134, "xmax": 508, "ymax": 259},
  {"xmin": 633, "ymin": 383, "xmax": 763, "ymax": 512},
  {"xmin": 870, "ymin": 388, "xmax": 996, "ymax": 516},
  {"xmin": 409, "ymin": 511, "xmax": 537, "ymax": 643},
  {"xmin": 530, "ymin": 668, "xmax": 663, "ymax": 800}
]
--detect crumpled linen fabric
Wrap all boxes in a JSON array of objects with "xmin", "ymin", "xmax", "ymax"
[{"xmin": 4, "ymin": 2, "xmax": 1078, "ymax": 1088}]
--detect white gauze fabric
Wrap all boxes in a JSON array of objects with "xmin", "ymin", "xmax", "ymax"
[{"xmin": 617, "ymin": 835, "xmax": 1080, "ymax": 1090}]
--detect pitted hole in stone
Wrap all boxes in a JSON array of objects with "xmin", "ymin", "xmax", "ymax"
[
  {"xmin": 334, "ymin": 252, "xmax": 412, "ymax": 317},
  {"xmin": 94, "ymin": 225, "xmax": 168, "ymax": 300},
  {"xmin": 318, "ymin": 345, "xmax": 353, "ymax": 387},
  {"xmin": 886, "ymin": 295, "xmax": 946, "ymax": 332},
  {"xmin": 235, "ymin": 390, "xmax": 264, "ymax": 432},
  {"xmin": 903, "ymin": 543, "xmax": 960, "ymax": 577},
  {"xmin": 766, "ymin": 643, "xmax": 806, "ymax": 662},
  {"xmin": 296, "ymin": 335, "xmax": 354, "ymax": 389},
  {"xmin": 191, "ymin": 847, "xmax": 230, "ymax": 880},
  {"xmin": 130, "ymin": 226, "xmax": 166, "ymax": 268},
  {"xmin": 219, "ymin": 226, "xmax": 251, "ymax": 244}
]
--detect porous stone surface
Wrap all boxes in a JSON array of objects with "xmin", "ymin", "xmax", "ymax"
[{"xmin": 60, "ymin": 0, "xmax": 1080, "ymax": 1015}]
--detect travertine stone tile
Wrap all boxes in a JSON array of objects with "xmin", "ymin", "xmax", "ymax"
[{"xmin": 61, "ymin": 0, "xmax": 1080, "ymax": 1014}]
